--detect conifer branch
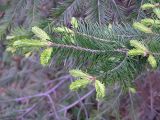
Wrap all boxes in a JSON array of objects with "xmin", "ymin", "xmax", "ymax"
[{"xmin": 48, "ymin": 41, "xmax": 128, "ymax": 54}]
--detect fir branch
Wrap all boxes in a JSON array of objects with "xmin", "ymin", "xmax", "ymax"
[
  {"xmin": 49, "ymin": 42, "xmax": 106, "ymax": 54},
  {"xmin": 48, "ymin": 42, "xmax": 128, "ymax": 54}
]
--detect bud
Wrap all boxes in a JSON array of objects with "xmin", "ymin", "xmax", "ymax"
[
  {"xmin": 95, "ymin": 80, "xmax": 105, "ymax": 100},
  {"xmin": 129, "ymin": 87, "xmax": 136, "ymax": 94},
  {"xmin": 128, "ymin": 49, "xmax": 145, "ymax": 56},
  {"xmin": 69, "ymin": 69, "xmax": 89, "ymax": 78},
  {"xmin": 133, "ymin": 22, "xmax": 153, "ymax": 33},
  {"xmin": 130, "ymin": 40, "xmax": 148, "ymax": 51},
  {"xmin": 147, "ymin": 54, "xmax": 157, "ymax": 69},
  {"xmin": 40, "ymin": 48, "xmax": 53, "ymax": 65},
  {"xmin": 141, "ymin": 18, "xmax": 160, "ymax": 26},
  {"xmin": 13, "ymin": 39, "xmax": 48, "ymax": 47},
  {"xmin": 141, "ymin": 3, "xmax": 156, "ymax": 10},
  {"xmin": 71, "ymin": 17, "xmax": 78, "ymax": 28},
  {"xmin": 54, "ymin": 27, "xmax": 74, "ymax": 34},
  {"xmin": 69, "ymin": 79, "xmax": 91, "ymax": 91},
  {"xmin": 32, "ymin": 26, "xmax": 50, "ymax": 40},
  {"xmin": 153, "ymin": 8, "xmax": 160, "ymax": 19}
]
